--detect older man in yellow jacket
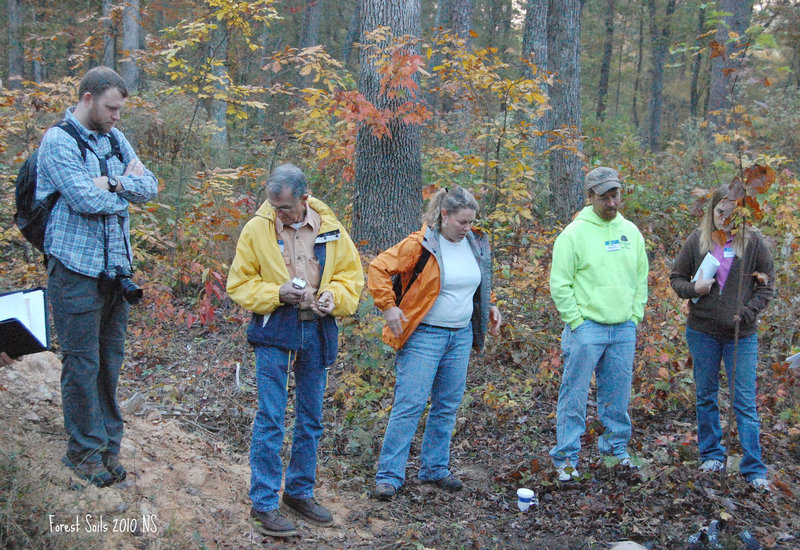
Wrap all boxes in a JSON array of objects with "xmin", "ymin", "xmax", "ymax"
[{"xmin": 227, "ymin": 163, "xmax": 363, "ymax": 538}]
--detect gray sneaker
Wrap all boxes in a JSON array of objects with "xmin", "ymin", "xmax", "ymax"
[
  {"xmin": 101, "ymin": 452, "xmax": 127, "ymax": 483},
  {"xmin": 62, "ymin": 453, "xmax": 114, "ymax": 487},
  {"xmin": 699, "ymin": 459, "xmax": 725, "ymax": 472},
  {"xmin": 250, "ymin": 508, "xmax": 298, "ymax": 537},
  {"xmin": 374, "ymin": 483, "xmax": 397, "ymax": 501}
]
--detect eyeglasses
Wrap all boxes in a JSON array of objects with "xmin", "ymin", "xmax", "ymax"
[{"xmin": 269, "ymin": 199, "xmax": 302, "ymax": 212}]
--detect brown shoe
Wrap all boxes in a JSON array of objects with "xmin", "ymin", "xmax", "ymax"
[
  {"xmin": 62, "ymin": 453, "xmax": 114, "ymax": 487},
  {"xmin": 250, "ymin": 508, "xmax": 298, "ymax": 537},
  {"xmin": 281, "ymin": 494, "xmax": 334, "ymax": 526},
  {"xmin": 102, "ymin": 453, "xmax": 127, "ymax": 483}
]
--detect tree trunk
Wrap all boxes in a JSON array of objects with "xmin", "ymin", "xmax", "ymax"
[
  {"xmin": 547, "ymin": 0, "xmax": 583, "ymax": 222},
  {"xmin": 8, "ymin": 0, "xmax": 24, "ymax": 89},
  {"xmin": 707, "ymin": 0, "xmax": 754, "ymax": 127},
  {"xmin": 689, "ymin": 5, "xmax": 706, "ymax": 118},
  {"xmin": 120, "ymin": 0, "xmax": 140, "ymax": 93},
  {"xmin": 632, "ymin": 7, "xmax": 644, "ymax": 130},
  {"xmin": 596, "ymin": 0, "xmax": 615, "ymax": 121},
  {"xmin": 103, "ymin": 0, "xmax": 116, "ymax": 69},
  {"xmin": 450, "ymin": 0, "xmax": 472, "ymax": 43},
  {"xmin": 646, "ymin": 0, "xmax": 676, "ymax": 151},
  {"xmin": 32, "ymin": 5, "xmax": 43, "ymax": 83},
  {"xmin": 342, "ymin": 0, "xmax": 360, "ymax": 64},
  {"xmin": 434, "ymin": 0, "xmax": 452, "ymax": 31},
  {"xmin": 353, "ymin": 0, "xmax": 423, "ymax": 253},
  {"xmin": 300, "ymin": 0, "xmax": 324, "ymax": 48},
  {"xmin": 522, "ymin": 0, "xmax": 549, "ymax": 154},
  {"xmin": 211, "ymin": 21, "xmax": 229, "ymax": 148}
]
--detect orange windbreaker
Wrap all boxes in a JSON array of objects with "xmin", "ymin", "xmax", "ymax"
[{"xmin": 369, "ymin": 226, "xmax": 493, "ymax": 351}]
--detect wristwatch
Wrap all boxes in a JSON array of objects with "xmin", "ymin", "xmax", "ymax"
[{"xmin": 108, "ymin": 176, "xmax": 119, "ymax": 193}]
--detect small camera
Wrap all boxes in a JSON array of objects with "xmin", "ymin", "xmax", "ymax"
[
  {"xmin": 291, "ymin": 277, "xmax": 307, "ymax": 290},
  {"xmin": 98, "ymin": 266, "xmax": 143, "ymax": 305}
]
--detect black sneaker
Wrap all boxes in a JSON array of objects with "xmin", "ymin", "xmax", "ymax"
[
  {"xmin": 62, "ymin": 453, "xmax": 114, "ymax": 487},
  {"xmin": 374, "ymin": 483, "xmax": 397, "ymax": 501},
  {"xmin": 250, "ymin": 507, "xmax": 298, "ymax": 538},
  {"xmin": 425, "ymin": 474, "xmax": 463, "ymax": 492},
  {"xmin": 281, "ymin": 494, "xmax": 334, "ymax": 526},
  {"xmin": 102, "ymin": 452, "xmax": 127, "ymax": 483}
]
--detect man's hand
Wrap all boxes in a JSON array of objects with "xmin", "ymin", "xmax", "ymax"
[
  {"xmin": 279, "ymin": 280, "xmax": 309, "ymax": 305},
  {"xmin": 694, "ymin": 268, "xmax": 714, "ymax": 296},
  {"xmin": 489, "ymin": 305, "xmax": 502, "ymax": 336},
  {"xmin": 124, "ymin": 159, "xmax": 144, "ymax": 177},
  {"xmin": 383, "ymin": 306, "xmax": 408, "ymax": 338},
  {"xmin": 311, "ymin": 291, "xmax": 335, "ymax": 317}
]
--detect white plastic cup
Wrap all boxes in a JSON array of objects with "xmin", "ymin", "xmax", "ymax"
[{"xmin": 516, "ymin": 488, "xmax": 535, "ymax": 511}]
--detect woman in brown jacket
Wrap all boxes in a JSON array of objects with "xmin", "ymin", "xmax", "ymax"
[
  {"xmin": 368, "ymin": 187, "xmax": 501, "ymax": 500},
  {"xmin": 670, "ymin": 186, "xmax": 774, "ymax": 491}
]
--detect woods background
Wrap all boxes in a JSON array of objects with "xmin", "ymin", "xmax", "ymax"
[{"xmin": 1, "ymin": 0, "xmax": 800, "ymax": 548}]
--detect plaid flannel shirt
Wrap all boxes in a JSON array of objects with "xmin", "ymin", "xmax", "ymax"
[{"xmin": 36, "ymin": 108, "xmax": 158, "ymax": 277}]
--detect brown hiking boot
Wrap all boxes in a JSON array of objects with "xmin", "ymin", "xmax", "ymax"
[
  {"xmin": 281, "ymin": 494, "xmax": 334, "ymax": 526},
  {"xmin": 62, "ymin": 453, "xmax": 114, "ymax": 487},
  {"xmin": 102, "ymin": 452, "xmax": 127, "ymax": 483},
  {"xmin": 250, "ymin": 507, "xmax": 297, "ymax": 538}
]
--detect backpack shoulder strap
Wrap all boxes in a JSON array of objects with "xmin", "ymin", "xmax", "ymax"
[
  {"xmin": 107, "ymin": 131, "xmax": 124, "ymax": 163},
  {"xmin": 54, "ymin": 120, "xmax": 90, "ymax": 161}
]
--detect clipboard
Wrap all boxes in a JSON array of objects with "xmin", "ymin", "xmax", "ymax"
[{"xmin": 0, "ymin": 287, "xmax": 51, "ymax": 358}]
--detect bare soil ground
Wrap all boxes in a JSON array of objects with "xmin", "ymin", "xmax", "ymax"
[{"xmin": 2, "ymin": 332, "xmax": 800, "ymax": 549}]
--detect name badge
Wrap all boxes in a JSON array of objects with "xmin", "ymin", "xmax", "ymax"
[
  {"xmin": 277, "ymin": 239, "xmax": 285, "ymax": 253},
  {"xmin": 723, "ymin": 246, "xmax": 735, "ymax": 258},
  {"xmin": 605, "ymin": 240, "xmax": 621, "ymax": 252}
]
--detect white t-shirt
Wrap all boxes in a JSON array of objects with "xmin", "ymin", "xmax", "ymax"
[{"xmin": 422, "ymin": 236, "xmax": 481, "ymax": 328}]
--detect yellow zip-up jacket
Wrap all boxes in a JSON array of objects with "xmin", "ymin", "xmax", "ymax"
[{"xmin": 227, "ymin": 196, "xmax": 364, "ymax": 318}]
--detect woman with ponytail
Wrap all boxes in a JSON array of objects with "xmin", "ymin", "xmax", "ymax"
[{"xmin": 368, "ymin": 186, "xmax": 501, "ymax": 500}]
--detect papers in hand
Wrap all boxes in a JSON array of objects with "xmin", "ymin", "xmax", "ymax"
[
  {"xmin": 787, "ymin": 352, "xmax": 800, "ymax": 369},
  {"xmin": 691, "ymin": 252, "xmax": 721, "ymax": 304},
  {"xmin": 0, "ymin": 287, "xmax": 50, "ymax": 358}
]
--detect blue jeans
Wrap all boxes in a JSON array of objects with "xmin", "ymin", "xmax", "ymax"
[
  {"xmin": 686, "ymin": 327, "xmax": 766, "ymax": 481},
  {"xmin": 250, "ymin": 319, "xmax": 327, "ymax": 512},
  {"xmin": 48, "ymin": 258, "xmax": 129, "ymax": 461},
  {"xmin": 550, "ymin": 320, "xmax": 636, "ymax": 468},
  {"xmin": 375, "ymin": 324, "xmax": 472, "ymax": 489}
]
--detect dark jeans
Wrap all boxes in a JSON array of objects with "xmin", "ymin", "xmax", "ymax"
[{"xmin": 48, "ymin": 258, "xmax": 129, "ymax": 460}]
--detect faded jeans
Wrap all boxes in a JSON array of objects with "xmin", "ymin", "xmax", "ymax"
[
  {"xmin": 375, "ymin": 323, "xmax": 472, "ymax": 489},
  {"xmin": 48, "ymin": 258, "xmax": 129, "ymax": 461},
  {"xmin": 550, "ymin": 320, "xmax": 636, "ymax": 468},
  {"xmin": 250, "ymin": 319, "xmax": 327, "ymax": 513},
  {"xmin": 686, "ymin": 327, "xmax": 766, "ymax": 481}
]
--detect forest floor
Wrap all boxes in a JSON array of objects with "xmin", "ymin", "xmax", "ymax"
[{"xmin": 2, "ymin": 315, "xmax": 800, "ymax": 550}]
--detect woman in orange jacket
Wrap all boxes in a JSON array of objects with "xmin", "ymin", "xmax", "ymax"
[{"xmin": 368, "ymin": 186, "xmax": 501, "ymax": 500}]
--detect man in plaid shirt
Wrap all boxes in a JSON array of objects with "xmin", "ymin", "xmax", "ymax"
[{"xmin": 37, "ymin": 66, "xmax": 158, "ymax": 487}]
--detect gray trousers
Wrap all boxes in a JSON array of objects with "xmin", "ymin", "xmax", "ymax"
[{"xmin": 48, "ymin": 258, "xmax": 129, "ymax": 460}]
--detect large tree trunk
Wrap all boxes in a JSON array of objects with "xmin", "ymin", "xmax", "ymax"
[
  {"xmin": 342, "ymin": 0, "xmax": 360, "ymax": 64},
  {"xmin": 646, "ymin": 0, "xmax": 676, "ymax": 151},
  {"xmin": 211, "ymin": 21, "xmax": 229, "ymax": 148},
  {"xmin": 707, "ymin": 0, "xmax": 754, "ymax": 127},
  {"xmin": 120, "ymin": 0, "xmax": 140, "ymax": 93},
  {"xmin": 547, "ymin": 0, "xmax": 583, "ymax": 222},
  {"xmin": 300, "ymin": 0, "xmax": 324, "ymax": 48},
  {"xmin": 450, "ymin": 0, "xmax": 472, "ymax": 43},
  {"xmin": 353, "ymin": 0, "xmax": 423, "ymax": 253},
  {"xmin": 522, "ymin": 0, "xmax": 549, "ymax": 154},
  {"xmin": 102, "ymin": 0, "xmax": 116, "ymax": 69},
  {"xmin": 596, "ymin": 0, "xmax": 615, "ymax": 121},
  {"xmin": 689, "ymin": 5, "xmax": 706, "ymax": 118},
  {"xmin": 8, "ymin": 0, "xmax": 24, "ymax": 89}
]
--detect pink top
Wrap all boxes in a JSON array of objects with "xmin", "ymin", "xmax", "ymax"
[{"xmin": 711, "ymin": 238, "xmax": 735, "ymax": 289}]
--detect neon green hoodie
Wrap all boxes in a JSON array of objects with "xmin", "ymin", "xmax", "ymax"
[{"xmin": 550, "ymin": 206, "xmax": 648, "ymax": 329}]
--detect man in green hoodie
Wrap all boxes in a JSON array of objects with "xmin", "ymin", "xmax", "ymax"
[{"xmin": 549, "ymin": 166, "xmax": 649, "ymax": 482}]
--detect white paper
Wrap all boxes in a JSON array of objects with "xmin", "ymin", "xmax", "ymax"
[
  {"xmin": 787, "ymin": 352, "xmax": 800, "ymax": 369},
  {"xmin": 691, "ymin": 252, "xmax": 721, "ymax": 304},
  {"xmin": 0, "ymin": 289, "xmax": 48, "ymax": 347}
]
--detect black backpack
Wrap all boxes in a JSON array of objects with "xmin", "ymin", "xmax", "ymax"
[
  {"xmin": 13, "ymin": 121, "xmax": 123, "ymax": 252},
  {"xmin": 392, "ymin": 248, "xmax": 431, "ymax": 305}
]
